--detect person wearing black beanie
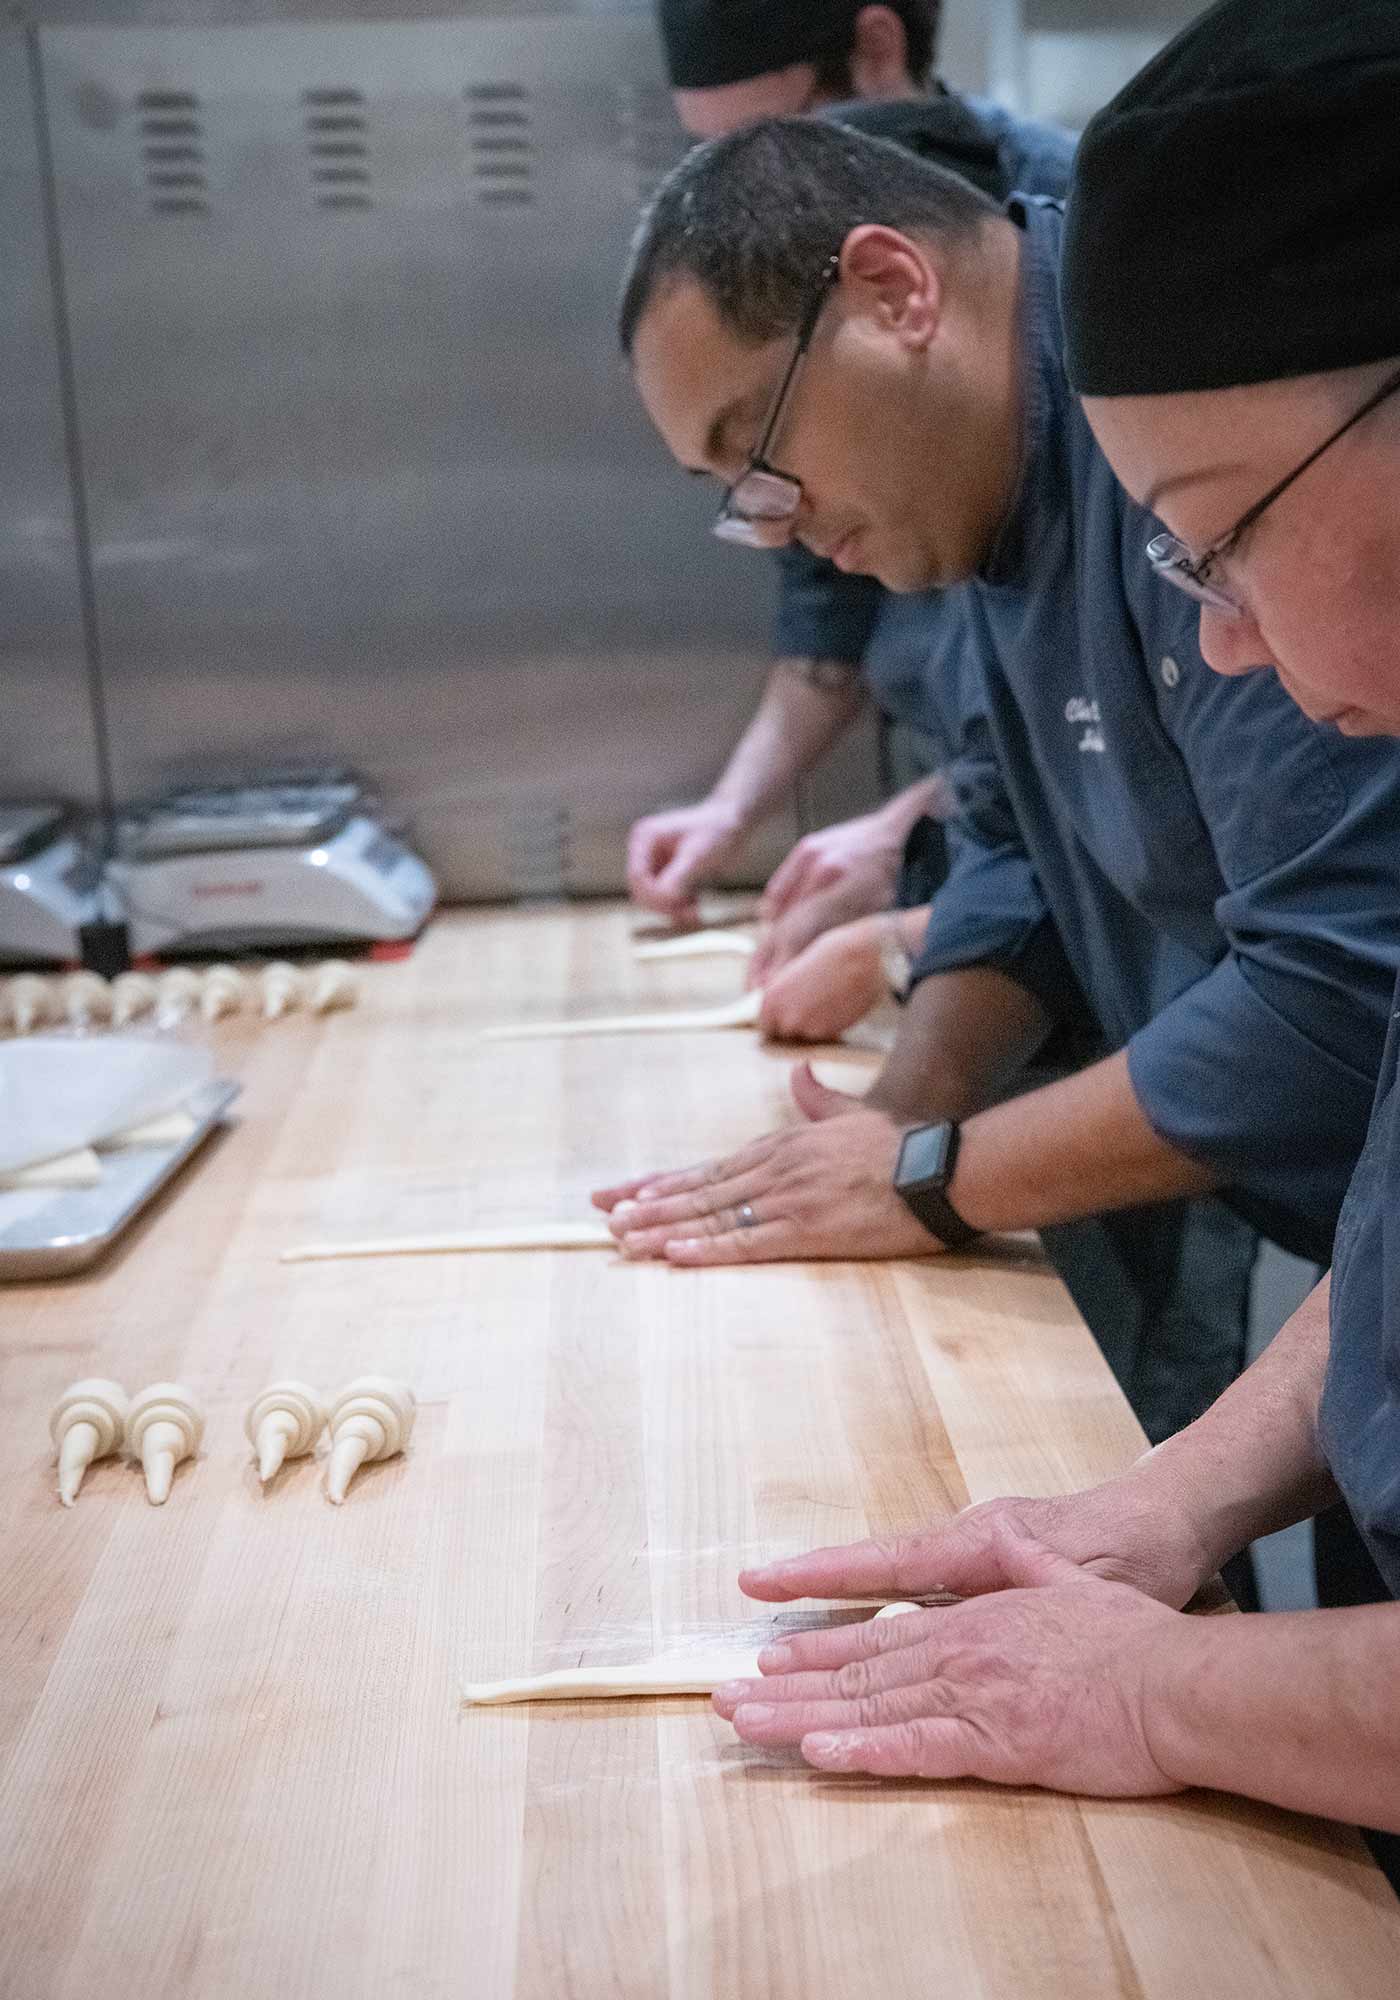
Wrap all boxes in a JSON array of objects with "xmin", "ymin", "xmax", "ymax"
[{"xmin": 706, "ymin": 0, "xmax": 1400, "ymax": 1888}]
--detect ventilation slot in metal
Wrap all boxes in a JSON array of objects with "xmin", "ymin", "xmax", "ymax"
[
  {"xmin": 138, "ymin": 88, "xmax": 208, "ymax": 216},
  {"xmin": 465, "ymin": 83, "xmax": 535, "ymax": 208},
  {"xmin": 617, "ymin": 83, "xmax": 687, "ymax": 205},
  {"xmin": 303, "ymin": 88, "xmax": 372, "ymax": 210}
]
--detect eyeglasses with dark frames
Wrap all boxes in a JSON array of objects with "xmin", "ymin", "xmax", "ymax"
[
  {"xmin": 1147, "ymin": 360, "xmax": 1400, "ymax": 615},
  {"xmin": 713, "ymin": 255, "xmax": 841, "ymax": 548}
]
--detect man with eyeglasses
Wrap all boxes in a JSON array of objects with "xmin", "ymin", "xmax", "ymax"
[
  {"xmin": 697, "ymin": 0, "xmax": 1400, "ymax": 1881},
  {"xmin": 627, "ymin": 17, "xmax": 1264, "ymax": 1470},
  {"xmin": 600, "ymin": 114, "xmax": 1400, "ymax": 1608},
  {"xmin": 628, "ymin": 1, "xmax": 1074, "ymax": 950}
]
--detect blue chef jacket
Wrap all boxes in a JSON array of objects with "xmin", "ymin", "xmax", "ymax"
[
  {"xmin": 1322, "ymin": 985, "xmax": 1400, "ymax": 1598},
  {"xmin": 909, "ymin": 196, "xmax": 1400, "ymax": 1264}
]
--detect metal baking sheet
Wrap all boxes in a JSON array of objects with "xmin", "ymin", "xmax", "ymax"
[{"xmin": 0, "ymin": 1078, "xmax": 240, "ymax": 1280}]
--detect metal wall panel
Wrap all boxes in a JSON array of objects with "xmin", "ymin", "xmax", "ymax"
[
  {"xmin": 0, "ymin": 26, "xmax": 104, "ymax": 809},
  {"xmin": 37, "ymin": 15, "xmax": 844, "ymax": 898}
]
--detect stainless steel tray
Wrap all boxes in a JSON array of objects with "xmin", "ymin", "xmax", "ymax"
[{"xmin": 0, "ymin": 1079, "xmax": 240, "ymax": 1280}]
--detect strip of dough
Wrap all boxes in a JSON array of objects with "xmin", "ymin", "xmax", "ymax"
[
  {"xmin": 632, "ymin": 930, "xmax": 757, "ymax": 962},
  {"xmin": 282, "ymin": 1219, "xmax": 617, "ymax": 1263},
  {"xmin": 462, "ymin": 1605, "xmax": 931, "ymax": 1705},
  {"xmin": 99, "ymin": 1109, "xmax": 201, "ymax": 1150},
  {"xmin": 0, "ymin": 1147, "xmax": 102, "ymax": 1190},
  {"xmin": 462, "ymin": 1652, "xmax": 760, "ymax": 1704},
  {"xmin": 481, "ymin": 989, "xmax": 762, "ymax": 1042}
]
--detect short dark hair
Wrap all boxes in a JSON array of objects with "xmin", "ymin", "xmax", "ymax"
[{"xmin": 618, "ymin": 113, "xmax": 996, "ymax": 357}]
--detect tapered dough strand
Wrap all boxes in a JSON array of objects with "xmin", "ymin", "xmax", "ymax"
[
  {"xmin": 61, "ymin": 971, "xmax": 112, "ymax": 1028},
  {"xmin": 632, "ymin": 930, "xmax": 757, "ymax": 962},
  {"xmin": 111, "ymin": 971, "xmax": 158, "ymax": 1026},
  {"xmin": 6, "ymin": 974, "xmax": 55, "ymax": 1034},
  {"xmin": 324, "ymin": 1376, "xmax": 415, "ymax": 1504},
  {"xmin": 155, "ymin": 967, "xmax": 201, "ymax": 1025},
  {"xmin": 480, "ymin": 989, "xmax": 762, "ymax": 1042},
  {"xmin": 50, "ymin": 1378, "xmax": 129, "ymax": 1507},
  {"xmin": 200, "ymin": 964, "xmax": 248, "ymax": 1022},
  {"xmin": 245, "ymin": 1380, "xmax": 327, "ymax": 1483},
  {"xmin": 463, "ymin": 1652, "xmax": 762, "ymax": 1704},
  {"xmin": 0, "ymin": 1147, "xmax": 102, "ymax": 1189},
  {"xmin": 282, "ymin": 1219, "xmax": 616, "ymax": 1263},
  {"xmin": 126, "ymin": 1382, "xmax": 204, "ymax": 1505},
  {"xmin": 309, "ymin": 960, "xmax": 358, "ymax": 1014},
  {"xmin": 261, "ymin": 962, "xmax": 303, "ymax": 1020}
]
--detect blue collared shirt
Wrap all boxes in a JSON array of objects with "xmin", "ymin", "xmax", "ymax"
[
  {"xmin": 910, "ymin": 198, "xmax": 1400, "ymax": 1264},
  {"xmin": 1321, "ymin": 983, "xmax": 1400, "ymax": 1597}
]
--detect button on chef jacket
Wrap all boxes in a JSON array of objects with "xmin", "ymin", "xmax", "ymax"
[{"xmin": 905, "ymin": 195, "xmax": 1400, "ymax": 1264}]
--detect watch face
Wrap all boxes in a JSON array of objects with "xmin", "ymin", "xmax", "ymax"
[{"xmin": 898, "ymin": 1121, "xmax": 955, "ymax": 1191}]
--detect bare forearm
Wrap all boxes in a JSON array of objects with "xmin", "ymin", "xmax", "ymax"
[
  {"xmin": 1150, "ymin": 1598, "xmax": 1400, "ymax": 1832},
  {"xmin": 950, "ymin": 1049, "xmax": 1217, "ymax": 1229},
  {"xmin": 865, "ymin": 966, "xmax": 1052, "ymax": 1121},
  {"xmin": 710, "ymin": 661, "xmax": 864, "ymax": 828},
  {"xmin": 877, "ymin": 774, "xmax": 948, "ymax": 846},
  {"xmin": 1133, "ymin": 1276, "xmax": 1338, "ymax": 1568}
]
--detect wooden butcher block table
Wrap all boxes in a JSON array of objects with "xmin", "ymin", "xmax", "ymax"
[{"xmin": 1, "ymin": 905, "xmax": 1396, "ymax": 1998}]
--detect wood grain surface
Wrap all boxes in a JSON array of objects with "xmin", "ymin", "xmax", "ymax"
[{"xmin": 1, "ymin": 905, "xmax": 1395, "ymax": 1998}]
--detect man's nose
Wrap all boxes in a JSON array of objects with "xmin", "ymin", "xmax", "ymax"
[{"xmin": 1198, "ymin": 603, "xmax": 1273, "ymax": 678}]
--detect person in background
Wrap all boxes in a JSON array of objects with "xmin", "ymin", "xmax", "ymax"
[
  {"xmin": 708, "ymin": 0, "xmax": 1400, "ymax": 1885},
  {"xmin": 628, "ymin": 0, "xmax": 1074, "ymax": 977}
]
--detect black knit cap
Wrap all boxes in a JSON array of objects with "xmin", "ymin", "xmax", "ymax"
[
  {"xmin": 1063, "ymin": 0, "xmax": 1400, "ymax": 396},
  {"xmin": 658, "ymin": 1, "xmax": 863, "ymax": 89}
]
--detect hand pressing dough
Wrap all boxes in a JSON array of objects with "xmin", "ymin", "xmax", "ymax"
[
  {"xmin": 245, "ymin": 1379, "xmax": 326, "ymax": 1482},
  {"xmin": 126, "ymin": 1381, "xmax": 204, "ymax": 1504},
  {"xmin": 324, "ymin": 1376, "xmax": 415, "ymax": 1504},
  {"xmin": 632, "ymin": 930, "xmax": 757, "ymax": 963},
  {"xmin": 51, "ymin": 1378, "xmax": 129, "ymax": 1506},
  {"xmin": 481, "ymin": 989, "xmax": 762, "ymax": 1042},
  {"xmin": 281, "ymin": 1219, "xmax": 616, "ymax": 1263},
  {"xmin": 0, "ymin": 1147, "xmax": 102, "ymax": 1189}
]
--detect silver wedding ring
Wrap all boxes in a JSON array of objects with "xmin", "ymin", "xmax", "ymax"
[{"xmin": 736, "ymin": 1202, "xmax": 758, "ymax": 1230}]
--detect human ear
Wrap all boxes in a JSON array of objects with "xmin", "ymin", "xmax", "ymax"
[{"xmin": 839, "ymin": 225, "xmax": 942, "ymax": 349}]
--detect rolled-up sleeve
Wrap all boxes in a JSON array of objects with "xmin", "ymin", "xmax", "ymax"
[
  {"xmin": 910, "ymin": 706, "xmax": 1089, "ymax": 1026},
  {"xmin": 1124, "ymin": 656, "xmax": 1400, "ymax": 1261}
]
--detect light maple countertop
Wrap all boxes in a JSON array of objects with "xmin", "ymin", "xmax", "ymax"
[{"xmin": 1, "ymin": 904, "xmax": 1396, "ymax": 1998}]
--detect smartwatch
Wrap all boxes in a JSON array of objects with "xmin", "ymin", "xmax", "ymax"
[{"xmin": 893, "ymin": 1121, "xmax": 980, "ymax": 1250}]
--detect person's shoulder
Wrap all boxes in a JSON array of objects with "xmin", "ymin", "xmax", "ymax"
[{"xmin": 954, "ymin": 90, "xmax": 1076, "ymax": 197}]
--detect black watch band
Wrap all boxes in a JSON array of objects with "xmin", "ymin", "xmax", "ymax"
[{"xmin": 893, "ymin": 1121, "xmax": 980, "ymax": 1250}]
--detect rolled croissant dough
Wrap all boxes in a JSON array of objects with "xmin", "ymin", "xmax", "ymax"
[
  {"xmin": 282, "ymin": 1219, "xmax": 617, "ymax": 1263},
  {"xmin": 462, "ymin": 1604, "xmax": 926, "ymax": 1704},
  {"xmin": 480, "ymin": 989, "xmax": 762, "ymax": 1042}
]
